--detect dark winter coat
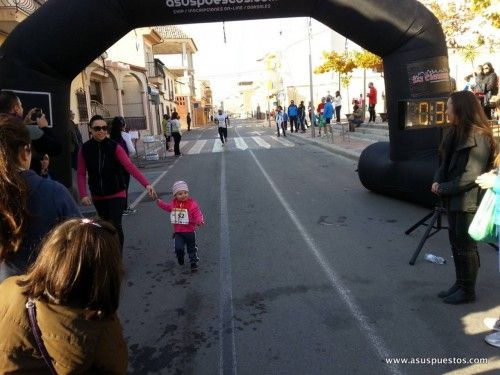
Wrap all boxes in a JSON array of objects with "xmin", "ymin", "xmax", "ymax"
[{"xmin": 434, "ymin": 130, "xmax": 493, "ymax": 212}]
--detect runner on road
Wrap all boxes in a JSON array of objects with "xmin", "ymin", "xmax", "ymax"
[{"xmin": 214, "ymin": 109, "xmax": 229, "ymax": 146}]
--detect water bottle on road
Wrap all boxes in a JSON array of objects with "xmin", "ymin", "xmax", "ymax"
[{"xmin": 424, "ymin": 253, "xmax": 446, "ymax": 264}]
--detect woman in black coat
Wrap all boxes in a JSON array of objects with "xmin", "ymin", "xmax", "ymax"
[
  {"xmin": 432, "ymin": 91, "xmax": 496, "ymax": 304},
  {"xmin": 481, "ymin": 62, "xmax": 499, "ymax": 119}
]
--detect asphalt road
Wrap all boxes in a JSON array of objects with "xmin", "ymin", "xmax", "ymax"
[{"xmin": 118, "ymin": 119, "xmax": 500, "ymax": 375}]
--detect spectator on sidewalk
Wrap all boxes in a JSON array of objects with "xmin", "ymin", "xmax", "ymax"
[
  {"xmin": 481, "ymin": 62, "xmax": 498, "ymax": 119},
  {"xmin": 316, "ymin": 97, "xmax": 326, "ymax": 135},
  {"xmin": 367, "ymin": 82, "xmax": 378, "ymax": 123},
  {"xmin": 69, "ymin": 110, "xmax": 83, "ymax": 201},
  {"xmin": 348, "ymin": 101, "xmax": 363, "ymax": 131},
  {"xmin": 162, "ymin": 114, "xmax": 173, "ymax": 152},
  {"xmin": 463, "ymin": 74, "xmax": 474, "ymax": 91},
  {"xmin": 110, "ymin": 116, "xmax": 137, "ymax": 216},
  {"xmin": 39, "ymin": 154, "xmax": 56, "ymax": 180},
  {"xmin": 0, "ymin": 218, "xmax": 127, "ymax": 373},
  {"xmin": 187, "ymin": 112, "xmax": 192, "ymax": 131},
  {"xmin": 275, "ymin": 106, "xmax": 286, "ymax": 137},
  {"xmin": 298, "ymin": 101, "xmax": 307, "ymax": 132},
  {"xmin": 472, "ymin": 65, "xmax": 486, "ymax": 105},
  {"xmin": 334, "ymin": 91, "xmax": 342, "ymax": 123},
  {"xmin": 323, "ymin": 97, "xmax": 334, "ymax": 136},
  {"xmin": 432, "ymin": 90, "xmax": 495, "ymax": 305},
  {"xmin": 78, "ymin": 115, "xmax": 157, "ymax": 251},
  {"xmin": 475, "ymin": 95, "xmax": 500, "ymax": 347},
  {"xmin": 0, "ymin": 116, "xmax": 80, "ymax": 282},
  {"xmin": 170, "ymin": 112, "xmax": 182, "ymax": 156},
  {"xmin": 0, "ymin": 91, "xmax": 62, "ymax": 175},
  {"xmin": 287, "ymin": 100, "xmax": 299, "ymax": 133}
]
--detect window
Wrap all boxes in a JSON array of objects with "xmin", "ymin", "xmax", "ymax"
[
  {"xmin": 75, "ymin": 88, "xmax": 89, "ymax": 122},
  {"xmin": 89, "ymin": 80, "xmax": 102, "ymax": 103}
]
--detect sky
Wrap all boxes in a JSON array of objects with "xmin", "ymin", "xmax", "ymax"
[{"xmin": 179, "ymin": 18, "xmax": 334, "ymax": 104}]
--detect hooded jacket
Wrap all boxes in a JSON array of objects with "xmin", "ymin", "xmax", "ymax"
[{"xmin": 0, "ymin": 277, "xmax": 127, "ymax": 374}]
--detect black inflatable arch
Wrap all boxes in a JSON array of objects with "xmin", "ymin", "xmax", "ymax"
[{"xmin": 0, "ymin": 0, "xmax": 450, "ymax": 205}]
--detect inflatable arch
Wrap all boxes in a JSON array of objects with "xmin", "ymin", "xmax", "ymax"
[{"xmin": 0, "ymin": 0, "xmax": 450, "ymax": 205}]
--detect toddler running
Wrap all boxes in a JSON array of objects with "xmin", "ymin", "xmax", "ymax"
[{"xmin": 157, "ymin": 181, "xmax": 204, "ymax": 271}]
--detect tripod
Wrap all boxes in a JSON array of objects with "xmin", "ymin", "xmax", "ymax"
[{"xmin": 406, "ymin": 205, "xmax": 447, "ymax": 265}]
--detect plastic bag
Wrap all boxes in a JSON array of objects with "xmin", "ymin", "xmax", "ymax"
[{"xmin": 468, "ymin": 189, "xmax": 497, "ymax": 243}]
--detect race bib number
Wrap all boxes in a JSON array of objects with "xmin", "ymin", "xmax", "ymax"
[{"xmin": 170, "ymin": 208, "xmax": 189, "ymax": 224}]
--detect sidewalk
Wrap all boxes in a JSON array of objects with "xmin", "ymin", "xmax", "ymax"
[{"xmin": 288, "ymin": 123, "xmax": 378, "ymax": 161}]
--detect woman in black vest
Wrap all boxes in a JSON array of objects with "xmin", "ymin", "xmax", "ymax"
[{"xmin": 77, "ymin": 115, "xmax": 157, "ymax": 250}]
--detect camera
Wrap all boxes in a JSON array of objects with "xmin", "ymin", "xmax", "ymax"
[{"xmin": 30, "ymin": 108, "xmax": 43, "ymax": 122}]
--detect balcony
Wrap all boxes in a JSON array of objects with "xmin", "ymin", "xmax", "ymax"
[{"xmin": 0, "ymin": 0, "xmax": 46, "ymax": 34}]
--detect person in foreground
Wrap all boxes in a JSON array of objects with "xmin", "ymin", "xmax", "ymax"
[
  {"xmin": 0, "ymin": 116, "xmax": 80, "ymax": 282},
  {"xmin": 475, "ymin": 95, "xmax": 500, "ymax": 347},
  {"xmin": 157, "ymin": 181, "xmax": 204, "ymax": 272},
  {"xmin": 432, "ymin": 91, "xmax": 495, "ymax": 304},
  {"xmin": 0, "ymin": 218, "xmax": 127, "ymax": 373}
]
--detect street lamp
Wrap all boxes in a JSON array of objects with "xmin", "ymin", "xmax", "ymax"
[
  {"xmin": 100, "ymin": 51, "xmax": 108, "ymax": 74},
  {"xmin": 307, "ymin": 17, "xmax": 316, "ymax": 138}
]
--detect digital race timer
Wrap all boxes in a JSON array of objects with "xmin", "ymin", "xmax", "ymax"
[{"xmin": 400, "ymin": 98, "xmax": 449, "ymax": 129}]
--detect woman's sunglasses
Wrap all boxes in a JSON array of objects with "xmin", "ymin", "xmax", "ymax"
[{"xmin": 91, "ymin": 126, "xmax": 108, "ymax": 132}]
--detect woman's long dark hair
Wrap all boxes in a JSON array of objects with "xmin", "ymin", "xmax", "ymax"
[
  {"xmin": 0, "ymin": 115, "xmax": 30, "ymax": 260},
  {"xmin": 443, "ymin": 91, "xmax": 495, "ymax": 160},
  {"xmin": 19, "ymin": 218, "xmax": 122, "ymax": 318}
]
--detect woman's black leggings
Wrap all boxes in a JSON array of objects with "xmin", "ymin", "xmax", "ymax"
[
  {"xmin": 447, "ymin": 211, "xmax": 477, "ymax": 251},
  {"xmin": 93, "ymin": 198, "xmax": 126, "ymax": 252},
  {"xmin": 172, "ymin": 132, "xmax": 181, "ymax": 155},
  {"xmin": 335, "ymin": 106, "xmax": 341, "ymax": 123}
]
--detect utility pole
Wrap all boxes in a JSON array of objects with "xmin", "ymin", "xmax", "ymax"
[{"xmin": 308, "ymin": 17, "xmax": 316, "ymax": 138}]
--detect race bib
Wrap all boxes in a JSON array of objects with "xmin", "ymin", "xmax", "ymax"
[{"xmin": 170, "ymin": 208, "xmax": 189, "ymax": 225}]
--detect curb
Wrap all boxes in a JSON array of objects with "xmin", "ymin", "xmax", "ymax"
[{"xmin": 289, "ymin": 133, "xmax": 362, "ymax": 162}]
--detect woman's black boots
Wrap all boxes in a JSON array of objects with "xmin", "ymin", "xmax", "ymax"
[
  {"xmin": 443, "ymin": 250, "xmax": 479, "ymax": 304},
  {"xmin": 438, "ymin": 246, "xmax": 460, "ymax": 298}
]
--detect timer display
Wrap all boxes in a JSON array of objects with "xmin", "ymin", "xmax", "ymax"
[{"xmin": 401, "ymin": 98, "xmax": 449, "ymax": 129}]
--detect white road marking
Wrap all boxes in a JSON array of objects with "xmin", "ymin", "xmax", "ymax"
[
  {"xmin": 273, "ymin": 137, "xmax": 295, "ymax": 147},
  {"xmin": 213, "ymin": 140, "xmax": 224, "ymax": 153},
  {"xmin": 187, "ymin": 140, "xmax": 207, "ymax": 154},
  {"xmin": 234, "ymin": 137, "xmax": 248, "ymax": 150},
  {"xmin": 247, "ymin": 149, "xmax": 403, "ymax": 375},
  {"xmin": 218, "ymin": 151, "xmax": 237, "ymax": 375},
  {"xmin": 251, "ymin": 136, "xmax": 271, "ymax": 149}
]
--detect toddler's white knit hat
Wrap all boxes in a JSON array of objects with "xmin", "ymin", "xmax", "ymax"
[{"xmin": 172, "ymin": 180, "xmax": 189, "ymax": 196}]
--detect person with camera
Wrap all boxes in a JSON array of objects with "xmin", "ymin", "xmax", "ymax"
[
  {"xmin": 0, "ymin": 91, "xmax": 61, "ymax": 175},
  {"xmin": 432, "ymin": 91, "xmax": 495, "ymax": 304}
]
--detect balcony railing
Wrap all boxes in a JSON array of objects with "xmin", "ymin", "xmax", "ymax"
[{"xmin": 0, "ymin": 0, "xmax": 46, "ymax": 14}]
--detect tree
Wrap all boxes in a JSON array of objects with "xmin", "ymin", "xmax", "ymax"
[
  {"xmin": 419, "ymin": 0, "xmax": 499, "ymax": 51},
  {"xmin": 314, "ymin": 51, "xmax": 357, "ymax": 90},
  {"xmin": 314, "ymin": 51, "xmax": 356, "ymax": 76},
  {"xmin": 353, "ymin": 51, "xmax": 383, "ymax": 71}
]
